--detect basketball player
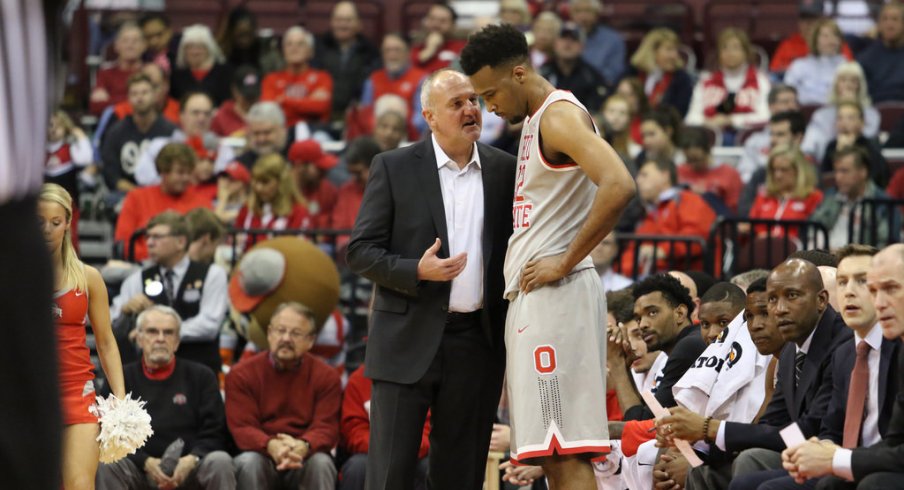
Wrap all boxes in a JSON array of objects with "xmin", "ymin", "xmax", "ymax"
[
  {"xmin": 0, "ymin": 1, "xmax": 66, "ymax": 488},
  {"xmin": 461, "ymin": 24, "xmax": 636, "ymax": 490}
]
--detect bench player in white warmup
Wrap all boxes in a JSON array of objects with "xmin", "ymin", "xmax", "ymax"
[{"xmin": 461, "ymin": 24, "xmax": 636, "ymax": 490}]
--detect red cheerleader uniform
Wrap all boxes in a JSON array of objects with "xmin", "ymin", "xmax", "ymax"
[{"xmin": 53, "ymin": 287, "xmax": 97, "ymax": 425}]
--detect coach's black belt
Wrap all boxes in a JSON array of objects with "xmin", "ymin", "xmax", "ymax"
[{"xmin": 445, "ymin": 309, "xmax": 482, "ymax": 326}]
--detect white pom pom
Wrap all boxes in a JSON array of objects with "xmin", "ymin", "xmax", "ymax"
[{"xmin": 90, "ymin": 393, "xmax": 154, "ymax": 463}]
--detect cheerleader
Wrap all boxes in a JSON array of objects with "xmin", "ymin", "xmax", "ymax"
[{"xmin": 39, "ymin": 183, "xmax": 125, "ymax": 489}]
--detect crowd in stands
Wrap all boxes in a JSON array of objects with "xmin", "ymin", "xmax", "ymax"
[{"xmin": 47, "ymin": 0, "xmax": 904, "ymax": 488}]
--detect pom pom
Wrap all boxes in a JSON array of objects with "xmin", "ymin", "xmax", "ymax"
[{"xmin": 90, "ymin": 393, "xmax": 154, "ymax": 463}]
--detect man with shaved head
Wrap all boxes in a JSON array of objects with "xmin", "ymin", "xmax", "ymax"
[
  {"xmin": 777, "ymin": 244, "xmax": 904, "ymax": 489},
  {"xmin": 675, "ymin": 259, "xmax": 850, "ymax": 490}
]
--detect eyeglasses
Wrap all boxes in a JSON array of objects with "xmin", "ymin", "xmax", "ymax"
[
  {"xmin": 269, "ymin": 326, "xmax": 316, "ymax": 341},
  {"xmin": 143, "ymin": 327, "xmax": 178, "ymax": 338}
]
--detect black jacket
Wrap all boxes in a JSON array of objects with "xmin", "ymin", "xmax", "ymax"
[{"xmin": 313, "ymin": 32, "xmax": 381, "ymax": 121}]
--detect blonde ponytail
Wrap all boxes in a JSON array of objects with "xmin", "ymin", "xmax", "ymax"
[{"xmin": 39, "ymin": 183, "xmax": 87, "ymax": 293}]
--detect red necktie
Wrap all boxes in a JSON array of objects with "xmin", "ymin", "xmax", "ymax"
[{"xmin": 843, "ymin": 341, "xmax": 871, "ymax": 448}]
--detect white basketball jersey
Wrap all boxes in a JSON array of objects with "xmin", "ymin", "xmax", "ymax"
[{"xmin": 504, "ymin": 90, "xmax": 599, "ymax": 298}]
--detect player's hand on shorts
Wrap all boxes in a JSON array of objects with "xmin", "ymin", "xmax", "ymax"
[
  {"xmin": 489, "ymin": 424, "xmax": 511, "ymax": 453},
  {"xmin": 520, "ymin": 254, "xmax": 568, "ymax": 293},
  {"xmin": 500, "ymin": 461, "xmax": 544, "ymax": 486},
  {"xmin": 417, "ymin": 238, "xmax": 467, "ymax": 281}
]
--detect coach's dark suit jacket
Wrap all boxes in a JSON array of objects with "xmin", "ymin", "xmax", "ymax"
[
  {"xmin": 723, "ymin": 306, "xmax": 851, "ymax": 452},
  {"xmin": 819, "ymin": 335, "xmax": 901, "ymax": 445},
  {"xmin": 845, "ymin": 344, "xmax": 904, "ymax": 481},
  {"xmin": 347, "ymin": 138, "xmax": 516, "ymax": 384}
]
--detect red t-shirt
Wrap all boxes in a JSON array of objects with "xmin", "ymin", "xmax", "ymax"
[
  {"xmin": 261, "ymin": 68, "xmax": 333, "ymax": 126},
  {"xmin": 331, "ymin": 180, "xmax": 365, "ymax": 249},
  {"xmin": 114, "ymin": 185, "xmax": 212, "ymax": 261},
  {"xmin": 770, "ymin": 33, "xmax": 854, "ymax": 73},
  {"xmin": 410, "ymin": 39, "xmax": 467, "ymax": 73},
  {"xmin": 210, "ymin": 99, "xmax": 247, "ymax": 137},
  {"xmin": 91, "ymin": 64, "xmax": 141, "ymax": 115},
  {"xmin": 301, "ymin": 179, "xmax": 339, "ymax": 228},
  {"xmin": 678, "ymin": 163, "xmax": 744, "ymax": 212}
]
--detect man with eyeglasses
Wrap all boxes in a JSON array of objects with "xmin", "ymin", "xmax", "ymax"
[
  {"xmin": 227, "ymin": 301, "xmax": 341, "ymax": 490},
  {"xmin": 111, "ymin": 210, "xmax": 228, "ymax": 374},
  {"xmin": 97, "ymin": 305, "xmax": 235, "ymax": 489}
]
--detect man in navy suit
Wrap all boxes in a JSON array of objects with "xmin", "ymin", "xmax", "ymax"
[
  {"xmin": 347, "ymin": 69, "xmax": 516, "ymax": 490},
  {"xmin": 781, "ymin": 244, "xmax": 904, "ymax": 489},
  {"xmin": 732, "ymin": 245, "xmax": 901, "ymax": 489}
]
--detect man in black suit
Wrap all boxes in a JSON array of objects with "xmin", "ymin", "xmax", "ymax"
[
  {"xmin": 662, "ymin": 258, "xmax": 850, "ymax": 490},
  {"xmin": 347, "ymin": 69, "xmax": 516, "ymax": 490},
  {"xmin": 782, "ymin": 244, "xmax": 904, "ymax": 489},
  {"xmin": 732, "ymin": 245, "xmax": 901, "ymax": 489}
]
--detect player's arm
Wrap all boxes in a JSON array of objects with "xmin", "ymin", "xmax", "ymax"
[{"xmin": 520, "ymin": 102, "xmax": 636, "ymax": 292}]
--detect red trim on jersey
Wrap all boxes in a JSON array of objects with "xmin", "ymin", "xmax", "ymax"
[{"xmin": 510, "ymin": 434, "xmax": 611, "ymax": 466}]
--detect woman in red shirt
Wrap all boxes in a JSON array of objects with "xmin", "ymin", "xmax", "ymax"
[
  {"xmin": 235, "ymin": 154, "xmax": 312, "ymax": 249},
  {"xmin": 748, "ymin": 145, "xmax": 823, "ymax": 237},
  {"xmin": 39, "ymin": 183, "xmax": 125, "ymax": 489}
]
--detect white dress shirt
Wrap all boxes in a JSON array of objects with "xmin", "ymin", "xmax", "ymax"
[
  {"xmin": 432, "ymin": 134, "xmax": 484, "ymax": 313},
  {"xmin": 111, "ymin": 255, "xmax": 229, "ymax": 341},
  {"xmin": 832, "ymin": 323, "xmax": 884, "ymax": 481}
]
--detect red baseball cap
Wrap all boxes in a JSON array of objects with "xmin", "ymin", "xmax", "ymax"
[
  {"xmin": 288, "ymin": 139, "xmax": 339, "ymax": 171},
  {"xmin": 219, "ymin": 161, "xmax": 251, "ymax": 184}
]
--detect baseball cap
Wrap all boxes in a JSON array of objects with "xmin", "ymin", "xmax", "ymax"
[
  {"xmin": 288, "ymin": 139, "xmax": 339, "ymax": 171},
  {"xmin": 218, "ymin": 161, "xmax": 251, "ymax": 184},
  {"xmin": 229, "ymin": 248, "xmax": 287, "ymax": 312},
  {"xmin": 232, "ymin": 65, "xmax": 261, "ymax": 101},
  {"xmin": 560, "ymin": 22, "xmax": 585, "ymax": 42},
  {"xmin": 799, "ymin": 0, "xmax": 825, "ymax": 18}
]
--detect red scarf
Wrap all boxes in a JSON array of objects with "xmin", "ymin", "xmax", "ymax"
[
  {"xmin": 648, "ymin": 72, "xmax": 674, "ymax": 108},
  {"xmin": 702, "ymin": 65, "xmax": 760, "ymax": 118}
]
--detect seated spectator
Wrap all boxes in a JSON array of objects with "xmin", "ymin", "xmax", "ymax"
[
  {"xmin": 96, "ymin": 305, "xmax": 234, "ymax": 490},
  {"xmin": 134, "ymin": 92, "xmax": 235, "ymax": 186},
  {"xmin": 185, "ymin": 207, "xmax": 227, "ymax": 264},
  {"xmin": 598, "ymin": 94, "xmax": 641, "ymax": 167},
  {"xmin": 498, "ymin": 0, "xmax": 532, "ymax": 32},
  {"xmin": 114, "ymin": 143, "xmax": 212, "ymax": 262},
  {"xmin": 748, "ymin": 145, "xmax": 824, "ymax": 236},
  {"xmin": 812, "ymin": 147, "xmax": 899, "ymax": 248},
  {"xmin": 140, "ymin": 12, "xmax": 178, "ymax": 73},
  {"xmin": 288, "ymin": 139, "xmax": 339, "ymax": 228},
  {"xmin": 262, "ymin": 27, "xmax": 333, "ymax": 127},
  {"xmin": 213, "ymin": 161, "xmax": 251, "ymax": 225},
  {"xmin": 821, "ymin": 101, "xmax": 889, "ymax": 187},
  {"xmin": 171, "ymin": 25, "xmax": 233, "ymax": 107},
  {"xmin": 216, "ymin": 7, "xmax": 282, "ymax": 75},
  {"xmin": 528, "ymin": 12, "xmax": 561, "ymax": 69},
  {"xmin": 331, "ymin": 137, "xmax": 383, "ymax": 250},
  {"xmin": 112, "ymin": 62, "xmax": 181, "ymax": 125},
  {"xmin": 738, "ymin": 111, "xmax": 808, "ymax": 216},
  {"xmin": 90, "ymin": 22, "xmax": 145, "ymax": 115},
  {"xmin": 313, "ymin": 1, "xmax": 380, "ymax": 124},
  {"xmin": 611, "ymin": 273, "xmax": 707, "ymax": 421},
  {"xmin": 770, "ymin": 4, "xmax": 853, "ymax": 75},
  {"xmin": 784, "ymin": 19, "xmax": 847, "ymax": 106},
  {"xmin": 678, "ymin": 126, "xmax": 744, "ymax": 212},
  {"xmin": 591, "ymin": 232, "xmax": 633, "ymax": 292},
  {"xmin": 410, "ymin": 3, "xmax": 466, "ymax": 72},
  {"xmin": 616, "ymin": 77, "xmax": 650, "ymax": 146},
  {"xmin": 686, "ymin": 28, "xmax": 771, "ymax": 137},
  {"xmin": 339, "ymin": 365, "xmax": 429, "ymax": 490},
  {"xmin": 211, "ymin": 65, "xmax": 261, "ymax": 137},
  {"xmin": 373, "ymin": 108, "xmax": 408, "ymax": 152},
  {"xmin": 696, "ymin": 282, "xmax": 746, "ymax": 345},
  {"xmin": 234, "ymin": 102, "xmax": 290, "ymax": 168},
  {"xmin": 737, "ymin": 85, "xmax": 801, "ymax": 183},
  {"xmin": 570, "ymin": 0, "xmax": 625, "ymax": 87},
  {"xmin": 629, "ymin": 27, "xmax": 694, "ymax": 117},
  {"xmin": 856, "ymin": 1, "xmax": 904, "ymax": 103},
  {"xmin": 101, "ymin": 73, "xmax": 178, "ymax": 197},
  {"xmin": 620, "ymin": 157, "xmax": 716, "ymax": 276},
  {"xmin": 634, "ymin": 107, "xmax": 685, "ymax": 168},
  {"xmin": 235, "ymin": 154, "xmax": 312, "ymax": 248},
  {"xmin": 360, "ymin": 33, "xmax": 427, "ymax": 137},
  {"xmin": 111, "ymin": 211, "xmax": 228, "ymax": 374},
  {"xmin": 539, "ymin": 22, "xmax": 608, "ymax": 114},
  {"xmin": 661, "ymin": 259, "xmax": 849, "ymax": 489},
  {"xmin": 803, "ymin": 61, "xmax": 881, "ymax": 163},
  {"xmin": 227, "ymin": 302, "xmax": 341, "ymax": 489},
  {"xmin": 45, "ymin": 110, "xmax": 94, "ymax": 251}
]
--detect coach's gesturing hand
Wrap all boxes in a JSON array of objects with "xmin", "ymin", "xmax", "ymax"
[{"xmin": 417, "ymin": 238, "xmax": 467, "ymax": 281}]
